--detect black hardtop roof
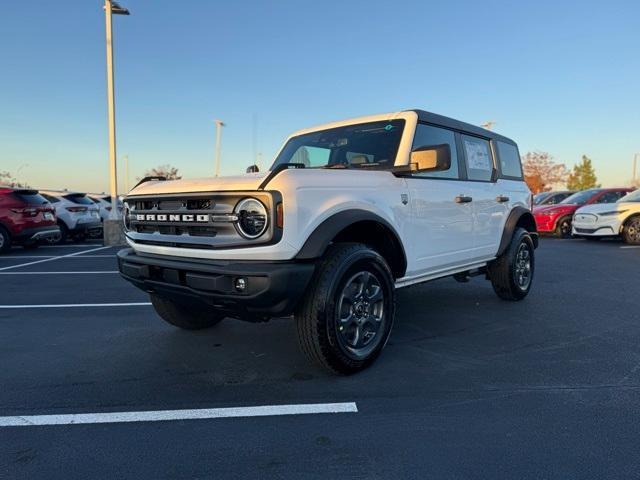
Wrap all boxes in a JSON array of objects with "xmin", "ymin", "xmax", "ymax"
[{"xmin": 410, "ymin": 109, "xmax": 517, "ymax": 146}]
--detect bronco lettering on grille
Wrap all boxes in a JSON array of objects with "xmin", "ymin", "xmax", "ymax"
[{"xmin": 134, "ymin": 213, "xmax": 210, "ymax": 223}]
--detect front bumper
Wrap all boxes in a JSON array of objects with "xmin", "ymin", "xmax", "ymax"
[
  {"xmin": 534, "ymin": 215, "xmax": 559, "ymax": 233},
  {"xmin": 572, "ymin": 218, "xmax": 622, "ymax": 237},
  {"xmin": 117, "ymin": 248, "xmax": 315, "ymax": 321}
]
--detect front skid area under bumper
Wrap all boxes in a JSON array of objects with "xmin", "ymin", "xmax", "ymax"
[{"xmin": 117, "ymin": 248, "xmax": 315, "ymax": 321}]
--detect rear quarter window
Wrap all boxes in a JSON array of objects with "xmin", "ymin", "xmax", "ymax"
[{"xmin": 496, "ymin": 141, "xmax": 523, "ymax": 179}]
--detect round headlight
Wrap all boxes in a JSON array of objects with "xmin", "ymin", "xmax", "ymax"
[{"xmin": 234, "ymin": 198, "xmax": 268, "ymax": 239}]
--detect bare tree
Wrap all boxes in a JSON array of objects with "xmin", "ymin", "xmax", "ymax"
[
  {"xmin": 140, "ymin": 165, "xmax": 182, "ymax": 181},
  {"xmin": 0, "ymin": 171, "xmax": 29, "ymax": 188},
  {"xmin": 521, "ymin": 152, "xmax": 567, "ymax": 194}
]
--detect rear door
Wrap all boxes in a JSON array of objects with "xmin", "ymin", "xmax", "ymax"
[
  {"xmin": 405, "ymin": 123, "xmax": 475, "ymax": 274},
  {"xmin": 459, "ymin": 135, "xmax": 508, "ymax": 259}
]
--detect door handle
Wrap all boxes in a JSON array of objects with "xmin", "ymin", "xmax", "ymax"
[
  {"xmin": 496, "ymin": 195, "xmax": 510, "ymax": 203},
  {"xmin": 455, "ymin": 195, "xmax": 473, "ymax": 203}
]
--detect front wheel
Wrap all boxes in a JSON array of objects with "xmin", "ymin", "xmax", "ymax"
[
  {"xmin": 554, "ymin": 216, "xmax": 573, "ymax": 238},
  {"xmin": 0, "ymin": 226, "xmax": 11, "ymax": 254},
  {"xmin": 150, "ymin": 295, "xmax": 224, "ymax": 330},
  {"xmin": 623, "ymin": 216, "xmax": 640, "ymax": 245},
  {"xmin": 295, "ymin": 243, "xmax": 396, "ymax": 375},
  {"xmin": 488, "ymin": 228, "xmax": 535, "ymax": 301}
]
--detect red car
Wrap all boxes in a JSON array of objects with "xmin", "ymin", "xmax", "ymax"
[
  {"xmin": 0, "ymin": 187, "xmax": 60, "ymax": 253},
  {"xmin": 534, "ymin": 187, "xmax": 633, "ymax": 238}
]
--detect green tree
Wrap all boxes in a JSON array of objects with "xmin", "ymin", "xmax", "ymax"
[{"xmin": 566, "ymin": 155, "xmax": 600, "ymax": 191}]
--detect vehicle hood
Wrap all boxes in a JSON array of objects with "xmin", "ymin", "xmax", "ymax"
[
  {"xmin": 126, "ymin": 173, "xmax": 268, "ymax": 196},
  {"xmin": 576, "ymin": 203, "xmax": 637, "ymax": 214},
  {"xmin": 533, "ymin": 204, "xmax": 577, "ymax": 215}
]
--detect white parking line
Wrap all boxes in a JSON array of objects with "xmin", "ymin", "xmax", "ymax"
[
  {"xmin": 0, "ymin": 255, "xmax": 115, "ymax": 259},
  {"xmin": 620, "ymin": 246, "xmax": 640, "ymax": 249},
  {"xmin": 32, "ymin": 244, "xmax": 105, "ymax": 249},
  {"xmin": 0, "ymin": 271, "xmax": 119, "ymax": 275},
  {"xmin": 0, "ymin": 246, "xmax": 110, "ymax": 272},
  {"xmin": 0, "ymin": 402, "xmax": 358, "ymax": 427},
  {"xmin": 0, "ymin": 302, "xmax": 151, "ymax": 309}
]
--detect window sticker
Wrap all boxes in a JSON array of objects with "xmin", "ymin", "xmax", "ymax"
[{"xmin": 464, "ymin": 139, "xmax": 491, "ymax": 171}]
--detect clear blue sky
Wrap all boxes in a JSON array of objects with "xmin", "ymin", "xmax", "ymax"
[{"xmin": 1, "ymin": 0, "xmax": 638, "ymax": 193}]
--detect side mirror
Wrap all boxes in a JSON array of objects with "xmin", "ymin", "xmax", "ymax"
[
  {"xmin": 246, "ymin": 164, "xmax": 260, "ymax": 173},
  {"xmin": 409, "ymin": 144, "xmax": 451, "ymax": 173}
]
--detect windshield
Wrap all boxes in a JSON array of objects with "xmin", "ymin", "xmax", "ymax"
[
  {"xmin": 533, "ymin": 193, "xmax": 551, "ymax": 205},
  {"xmin": 618, "ymin": 189, "xmax": 640, "ymax": 202},
  {"xmin": 271, "ymin": 120, "xmax": 405, "ymax": 170},
  {"xmin": 560, "ymin": 189, "xmax": 600, "ymax": 205}
]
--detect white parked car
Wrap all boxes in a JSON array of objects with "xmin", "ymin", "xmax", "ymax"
[
  {"xmin": 118, "ymin": 109, "xmax": 537, "ymax": 373},
  {"xmin": 89, "ymin": 195, "xmax": 112, "ymax": 222},
  {"xmin": 572, "ymin": 188, "xmax": 640, "ymax": 244},
  {"xmin": 39, "ymin": 191, "xmax": 103, "ymax": 243}
]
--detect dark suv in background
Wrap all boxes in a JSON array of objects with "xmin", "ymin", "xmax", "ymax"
[{"xmin": 0, "ymin": 187, "xmax": 60, "ymax": 253}]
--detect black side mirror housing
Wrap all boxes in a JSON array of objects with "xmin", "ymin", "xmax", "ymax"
[{"xmin": 246, "ymin": 165, "xmax": 260, "ymax": 173}]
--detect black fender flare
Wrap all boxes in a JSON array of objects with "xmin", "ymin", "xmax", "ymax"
[
  {"xmin": 295, "ymin": 209, "xmax": 407, "ymax": 276},
  {"xmin": 497, "ymin": 207, "xmax": 539, "ymax": 256}
]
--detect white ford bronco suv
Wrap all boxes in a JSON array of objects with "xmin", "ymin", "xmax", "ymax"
[{"xmin": 118, "ymin": 110, "xmax": 538, "ymax": 374}]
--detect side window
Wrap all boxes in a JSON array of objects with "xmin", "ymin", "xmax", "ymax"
[
  {"xmin": 597, "ymin": 191, "xmax": 626, "ymax": 203},
  {"xmin": 411, "ymin": 124, "xmax": 459, "ymax": 179},
  {"xmin": 290, "ymin": 146, "xmax": 330, "ymax": 168},
  {"xmin": 462, "ymin": 135, "xmax": 494, "ymax": 182},
  {"xmin": 496, "ymin": 141, "xmax": 523, "ymax": 179}
]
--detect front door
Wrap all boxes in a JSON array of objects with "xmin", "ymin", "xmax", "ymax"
[{"xmin": 405, "ymin": 124, "xmax": 475, "ymax": 276}]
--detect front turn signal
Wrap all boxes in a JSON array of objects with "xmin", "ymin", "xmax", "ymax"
[{"xmin": 276, "ymin": 202, "xmax": 283, "ymax": 229}]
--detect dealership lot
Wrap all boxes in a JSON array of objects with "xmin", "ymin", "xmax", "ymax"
[{"xmin": 0, "ymin": 240, "xmax": 639, "ymax": 479}]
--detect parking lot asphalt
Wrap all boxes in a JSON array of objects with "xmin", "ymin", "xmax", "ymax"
[{"xmin": 0, "ymin": 239, "xmax": 639, "ymax": 479}]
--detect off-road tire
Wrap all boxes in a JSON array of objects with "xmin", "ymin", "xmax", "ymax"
[
  {"xmin": 488, "ymin": 227, "xmax": 535, "ymax": 301},
  {"xmin": 554, "ymin": 216, "xmax": 572, "ymax": 238},
  {"xmin": 150, "ymin": 294, "xmax": 224, "ymax": 330},
  {"xmin": 294, "ymin": 243, "xmax": 396, "ymax": 375},
  {"xmin": 623, "ymin": 215, "xmax": 640, "ymax": 245},
  {"xmin": 0, "ymin": 226, "xmax": 11, "ymax": 253}
]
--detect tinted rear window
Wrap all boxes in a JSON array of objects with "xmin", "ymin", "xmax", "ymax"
[
  {"xmin": 496, "ymin": 141, "xmax": 523, "ymax": 179},
  {"xmin": 63, "ymin": 194, "xmax": 94, "ymax": 205},
  {"xmin": 13, "ymin": 191, "xmax": 49, "ymax": 205}
]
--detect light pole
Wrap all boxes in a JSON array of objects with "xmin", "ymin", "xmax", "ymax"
[
  {"xmin": 214, "ymin": 119, "xmax": 225, "ymax": 177},
  {"xmin": 633, "ymin": 153, "xmax": 639, "ymax": 186},
  {"xmin": 104, "ymin": 0, "xmax": 129, "ymax": 221}
]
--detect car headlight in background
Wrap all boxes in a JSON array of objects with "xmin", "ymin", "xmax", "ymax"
[
  {"xmin": 234, "ymin": 198, "xmax": 268, "ymax": 239},
  {"xmin": 598, "ymin": 210, "xmax": 627, "ymax": 217}
]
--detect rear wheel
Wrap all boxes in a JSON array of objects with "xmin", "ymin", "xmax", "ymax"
[
  {"xmin": 623, "ymin": 216, "xmax": 640, "ymax": 245},
  {"xmin": 0, "ymin": 226, "xmax": 11, "ymax": 253},
  {"xmin": 150, "ymin": 294, "xmax": 224, "ymax": 330},
  {"xmin": 554, "ymin": 216, "xmax": 572, "ymax": 238},
  {"xmin": 488, "ymin": 228, "xmax": 535, "ymax": 301},
  {"xmin": 295, "ymin": 243, "xmax": 395, "ymax": 375}
]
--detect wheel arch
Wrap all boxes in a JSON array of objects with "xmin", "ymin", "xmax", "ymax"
[
  {"xmin": 295, "ymin": 210, "xmax": 407, "ymax": 279},
  {"xmin": 497, "ymin": 207, "xmax": 539, "ymax": 256}
]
